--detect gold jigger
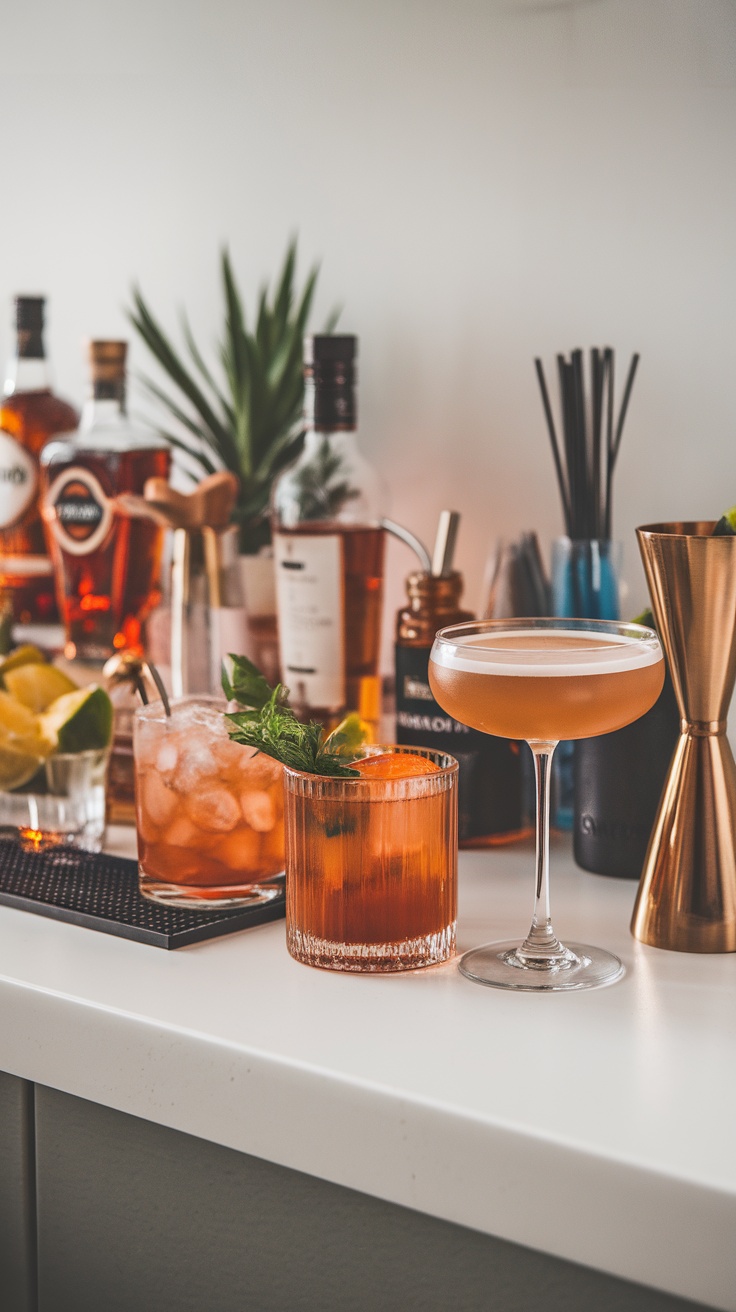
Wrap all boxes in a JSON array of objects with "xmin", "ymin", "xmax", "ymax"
[{"xmin": 632, "ymin": 522, "xmax": 736, "ymax": 951}]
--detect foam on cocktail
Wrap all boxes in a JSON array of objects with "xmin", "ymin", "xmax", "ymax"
[{"xmin": 430, "ymin": 630, "xmax": 661, "ymax": 678}]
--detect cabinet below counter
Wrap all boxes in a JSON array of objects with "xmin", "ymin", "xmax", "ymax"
[{"xmin": 0, "ymin": 831, "xmax": 734, "ymax": 1311}]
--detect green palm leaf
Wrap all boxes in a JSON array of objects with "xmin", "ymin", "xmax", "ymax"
[{"xmin": 129, "ymin": 241, "xmax": 339, "ymax": 553}]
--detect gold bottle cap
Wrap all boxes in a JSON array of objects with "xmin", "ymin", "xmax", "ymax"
[{"xmin": 88, "ymin": 339, "xmax": 127, "ymax": 383}]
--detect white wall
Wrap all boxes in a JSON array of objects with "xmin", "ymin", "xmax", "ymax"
[{"xmin": 3, "ymin": 0, "xmax": 736, "ymax": 663}]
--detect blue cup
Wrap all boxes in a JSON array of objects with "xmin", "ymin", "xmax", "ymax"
[{"xmin": 551, "ymin": 539, "xmax": 622, "ymax": 830}]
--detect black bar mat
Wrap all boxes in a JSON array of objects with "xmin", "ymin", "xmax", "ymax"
[{"xmin": 0, "ymin": 839, "xmax": 285, "ymax": 949}]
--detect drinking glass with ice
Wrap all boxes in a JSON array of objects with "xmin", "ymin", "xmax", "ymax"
[{"xmin": 134, "ymin": 697, "xmax": 285, "ymax": 906}]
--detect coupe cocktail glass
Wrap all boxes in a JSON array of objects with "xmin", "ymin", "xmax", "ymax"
[
  {"xmin": 134, "ymin": 697, "xmax": 284, "ymax": 907},
  {"xmin": 429, "ymin": 618, "xmax": 664, "ymax": 991}
]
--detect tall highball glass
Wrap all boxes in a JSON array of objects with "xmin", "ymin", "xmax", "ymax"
[{"xmin": 429, "ymin": 618, "xmax": 664, "ymax": 991}]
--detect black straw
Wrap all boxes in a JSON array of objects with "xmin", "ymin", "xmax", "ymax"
[{"xmin": 535, "ymin": 346, "xmax": 638, "ymax": 542}]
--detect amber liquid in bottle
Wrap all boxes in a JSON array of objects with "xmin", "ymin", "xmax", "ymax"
[
  {"xmin": 0, "ymin": 297, "xmax": 78, "ymax": 622},
  {"xmin": 40, "ymin": 341, "xmax": 170, "ymax": 661},
  {"xmin": 396, "ymin": 570, "xmax": 530, "ymax": 847}
]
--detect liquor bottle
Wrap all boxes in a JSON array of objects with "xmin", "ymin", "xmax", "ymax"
[
  {"xmin": 0, "ymin": 296, "xmax": 78, "ymax": 623},
  {"xmin": 39, "ymin": 341, "xmax": 170, "ymax": 662},
  {"xmin": 271, "ymin": 335, "xmax": 386, "ymax": 730},
  {"xmin": 395, "ymin": 568, "xmax": 528, "ymax": 846}
]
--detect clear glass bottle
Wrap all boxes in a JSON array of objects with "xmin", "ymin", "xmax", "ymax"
[
  {"xmin": 396, "ymin": 569, "xmax": 529, "ymax": 847},
  {"xmin": 0, "ymin": 295, "xmax": 78, "ymax": 623},
  {"xmin": 40, "ymin": 340, "xmax": 170, "ymax": 662},
  {"xmin": 271, "ymin": 335, "xmax": 386, "ymax": 731}
]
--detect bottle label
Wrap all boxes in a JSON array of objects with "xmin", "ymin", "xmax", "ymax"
[
  {"xmin": 46, "ymin": 466, "xmax": 113, "ymax": 556},
  {"xmin": 0, "ymin": 431, "xmax": 37, "ymax": 528},
  {"xmin": 395, "ymin": 643, "xmax": 524, "ymax": 841},
  {"xmin": 274, "ymin": 532, "xmax": 345, "ymax": 710}
]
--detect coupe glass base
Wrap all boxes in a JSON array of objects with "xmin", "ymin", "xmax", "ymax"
[{"xmin": 458, "ymin": 940, "xmax": 624, "ymax": 992}]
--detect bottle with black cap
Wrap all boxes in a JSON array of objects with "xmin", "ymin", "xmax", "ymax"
[
  {"xmin": 0, "ymin": 296, "xmax": 78, "ymax": 623},
  {"xmin": 271, "ymin": 334, "xmax": 386, "ymax": 731}
]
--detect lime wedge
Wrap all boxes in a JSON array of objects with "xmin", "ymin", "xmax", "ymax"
[
  {"xmin": 0, "ymin": 744, "xmax": 45, "ymax": 791},
  {"xmin": 0, "ymin": 689, "xmax": 44, "ymax": 738},
  {"xmin": 323, "ymin": 712, "xmax": 371, "ymax": 758},
  {"xmin": 40, "ymin": 685, "xmax": 114, "ymax": 753},
  {"xmin": 713, "ymin": 508, "xmax": 736, "ymax": 537},
  {"xmin": 0, "ymin": 644, "xmax": 46, "ymax": 679},
  {"xmin": 3, "ymin": 663, "xmax": 78, "ymax": 714}
]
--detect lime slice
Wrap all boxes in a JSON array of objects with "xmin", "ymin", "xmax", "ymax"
[
  {"xmin": 0, "ymin": 744, "xmax": 45, "ymax": 790},
  {"xmin": 40, "ymin": 685, "xmax": 114, "ymax": 753},
  {"xmin": 323, "ymin": 712, "xmax": 371, "ymax": 758},
  {"xmin": 0, "ymin": 692, "xmax": 54, "ymax": 762},
  {"xmin": 0, "ymin": 689, "xmax": 43, "ymax": 738},
  {"xmin": 3, "ymin": 663, "xmax": 78, "ymax": 714},
  {"xmin": 0, "ymin": 644, "xmax": 46, "ymax": 679},
  {"xmin": 713, "ymin": 507, "xmax": 736, "ymax": 537}
]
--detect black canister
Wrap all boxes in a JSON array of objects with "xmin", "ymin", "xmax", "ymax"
[{"xmin": 573, "ymin": 674, "xmax": 680, "ymax": 878}]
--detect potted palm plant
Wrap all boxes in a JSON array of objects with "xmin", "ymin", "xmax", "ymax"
[
  {"xmin": 128, "ymin": 242, "xmax": 337, "ymax": 679},
  {"xmin": 129, "ymin": 240, "xmax": 338, "ymax": 557}
]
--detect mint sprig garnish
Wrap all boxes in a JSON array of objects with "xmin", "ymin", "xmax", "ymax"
[
  {"xmin": 222, "ymin": 654, "xmax": 360, "ymax": 777},
  {"xmin": 221, "ymin": 652, "xmax": 284, "ymax": 711}
]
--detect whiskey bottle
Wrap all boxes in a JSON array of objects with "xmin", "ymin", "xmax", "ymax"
[
  {"xmin": 271, "ymin": 335, "xmax": 386, "ymax": 730},
  {"xmin": 396, "ymin": 569, "xmax": 528, "ymax": 846},
  {"xmin": 0, "ymin": 296, "xmax": 78, "ymax": 622},
  {"xmin": 40, "ymin": 341, "xmax": 171, "ymax": 662}
]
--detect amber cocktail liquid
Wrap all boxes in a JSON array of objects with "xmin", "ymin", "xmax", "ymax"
[
  {"xmin": 134, "ymin": 698, "xmax": 284, "ymax": 907},
  {"xmin": 285, "ymin": 747, "xmax": 458, "ymax": 972},
  {"xmin": 429, "ymin": 631, "xmax": 664, "ymax": 744}
]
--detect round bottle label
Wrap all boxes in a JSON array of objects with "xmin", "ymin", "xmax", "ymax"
[
  {"xmin": 0, "ymin": 430, "xmax": 38, "ymax": 528},
  {"xmin": 47, "ymin": 467, "xmax": 113, "ymax": 556}
]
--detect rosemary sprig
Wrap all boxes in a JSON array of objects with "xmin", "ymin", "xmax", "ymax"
[{"xmin": 223, "ymin": 654, "xmax": 360, "ymax": 777}]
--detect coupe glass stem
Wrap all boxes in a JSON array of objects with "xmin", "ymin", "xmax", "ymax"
[{"xmin": 517, "ymin": 741, "xmax": 570, "ymax": 965}]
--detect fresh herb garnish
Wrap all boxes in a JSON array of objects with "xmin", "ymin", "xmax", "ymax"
[
  {"xmin": 223, "ymin": 654, "xmax": 361, "ymax": 777},
  {"xmin": 221, "ymin": 652, "xmax": 284, "ymax": 712}
]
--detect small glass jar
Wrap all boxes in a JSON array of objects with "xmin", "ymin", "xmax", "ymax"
[{"xmin": 0, "ymin": 747, "xmax": 110, "ymax": 853}]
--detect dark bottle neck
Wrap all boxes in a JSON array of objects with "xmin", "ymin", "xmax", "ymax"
[
  {"xmin": 92, "ymin": 376, "xmax": 126, "ymax": 409},
  {"xmin": 404, "ymin": 570, "xmax": 466, "ymax": 614},
  {"xmin": 304, "ymin": 364, "xmax": 357, "ymax": 432},
  {"xmin": 17, "ymin": 326, "xmax": 45, "ymax": 361}
]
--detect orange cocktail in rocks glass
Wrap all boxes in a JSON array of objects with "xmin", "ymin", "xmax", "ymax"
[
  {"xmin": 429, "ymin": 618, "xmax": 663, "ymax": 992},
  {"xmin": 134, "ymin": 696, "xmax": 284, "ymax": 906},
  {"xmin": 284, "ymin": 747, "xmax": 458, "ymax": 972}
]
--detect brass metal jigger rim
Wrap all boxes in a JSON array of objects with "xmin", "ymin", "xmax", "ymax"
[
  {"xmin": 632, "ymin": 522, "xmax": 736, "ymax": 953},
  {"xmin": 637, "ymin": 520, "xmax": 722, "ymax": 537}
]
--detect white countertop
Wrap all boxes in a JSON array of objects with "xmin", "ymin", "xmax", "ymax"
[{"xmin": 0, "ymin": 828, "xmax": 734, "ymax": 1310}]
